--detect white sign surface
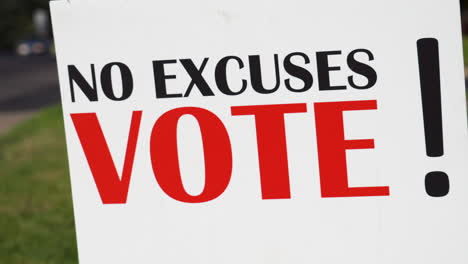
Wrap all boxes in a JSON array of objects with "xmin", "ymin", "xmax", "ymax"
[{"xmin": 51, "ymin": 0, "xmax": 468, "ymax": 263}]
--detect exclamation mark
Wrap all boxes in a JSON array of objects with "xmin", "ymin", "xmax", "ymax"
[{"xmin": 417, "ymin": 38, "xmax": 449, "ymax": 197}]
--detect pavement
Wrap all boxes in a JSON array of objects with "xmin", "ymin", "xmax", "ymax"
[{"xmin": 0, "ymin": 55, "xmax": 60, "ymax": 135}]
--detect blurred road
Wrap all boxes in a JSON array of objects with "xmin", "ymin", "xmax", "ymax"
[{"xmin": 0, "ymin": 56, "xmax": 60, "ymax": 134}]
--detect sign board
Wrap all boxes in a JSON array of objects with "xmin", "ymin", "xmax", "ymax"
[{"xmin": 51, "ymin": 0, "xmax": 468, "ymax": 263}]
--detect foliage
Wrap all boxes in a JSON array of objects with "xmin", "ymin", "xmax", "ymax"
[{"xmin": 0, "ymin": 0, "xmax": 50, "ymax": 50}]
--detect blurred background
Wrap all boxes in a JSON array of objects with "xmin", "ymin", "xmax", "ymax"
[
  {"xmin": 1, "ymin": 1, "xmax": 78, "ymax": 263},
  {"xmin": 1, "ymin": 1, "xmax": 468, "ymax": 264}
]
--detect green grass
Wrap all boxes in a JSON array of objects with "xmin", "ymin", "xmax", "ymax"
[
  {"xmin": 464, "ymin": 36, "xmax": 468, "ymax": 66},
  {"xmin": 0, "ymin": 106, "xmax": 78, "ymax": 264}
]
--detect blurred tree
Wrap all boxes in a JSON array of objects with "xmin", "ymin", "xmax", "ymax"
[{"xmin": 0, "ymin": 0, "xmax": 49, "ymax": 50}]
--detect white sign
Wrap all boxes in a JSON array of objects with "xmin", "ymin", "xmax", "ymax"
[{"xmin": 51, "ymin": 0, "xmax": 468, "ymax": 263}]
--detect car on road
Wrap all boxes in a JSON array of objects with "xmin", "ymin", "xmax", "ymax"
[{"xmin": 16, "ymin": 39, "xmax": 53, "ymax": 57}]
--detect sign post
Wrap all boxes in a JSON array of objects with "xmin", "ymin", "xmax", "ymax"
[{"xmin": 51, "ymin": 0, "xmax": 468, "ymax": 263}]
